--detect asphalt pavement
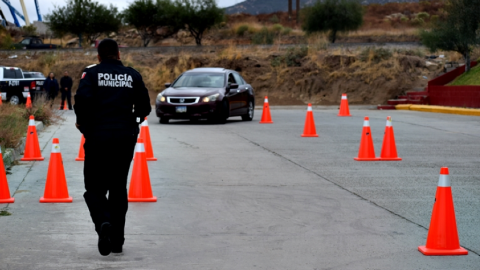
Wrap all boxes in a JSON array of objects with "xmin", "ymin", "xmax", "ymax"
[{"xmin": 0, "ymin": 108, "xmax": 479, "ymax": 270}]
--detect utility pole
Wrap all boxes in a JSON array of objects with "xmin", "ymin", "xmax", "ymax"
[
  {"xmin": 296, "ymin": 0, "xmax": 300, "ymax": 24},
  {"xmin": 288, "ymin": 0, "xmax": 292, "ymax": 20}
]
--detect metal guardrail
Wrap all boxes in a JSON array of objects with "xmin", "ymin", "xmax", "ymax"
[{"xmin": 0, "ymin": 42, "xmax": 423, "ymax": 55}]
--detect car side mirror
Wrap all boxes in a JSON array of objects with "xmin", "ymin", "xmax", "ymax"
[
  {"xmin": 229, "ymin": 83, "xmax": 239, "ymax": 89},
  {"xmin": 165, "ymin": 83, "xmax": 171, "ymax": 88}
]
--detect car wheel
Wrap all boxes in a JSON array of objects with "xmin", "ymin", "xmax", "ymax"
[
  {"xmin": 9, "ymin": 94, "xmax": 21, "ymax": 105},
  {"xmin": 159, "ymin": 117, "xmax": 169, "ymax": 124},
  {"xmin": 242, "ymin": 100, "xmax": 254, "ymax": 121}
]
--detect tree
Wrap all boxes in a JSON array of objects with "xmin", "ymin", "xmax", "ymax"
[
  {"xmin": 420, "ymin": 0, "xmax": 480, "ymax": 73},
  {"xmin": 46, "ymin": 0, "xmax": 121, "ymax": 48},
  {"xmin": 302, "ymin": 0, "xmax": 363, "ymax": 43},
  {"xmin": 84, "ymin": 3, "xmax": 121, "ymax": 43},
  {"xmin": 175, "ymin": 0, "xmax": 224, "ymax": 46},
  {"xmin": 123, "ymin": 0, "xmax": 178, "ymax": 47}
]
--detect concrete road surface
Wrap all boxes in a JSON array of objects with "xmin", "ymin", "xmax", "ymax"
[{"xmin": 0, "ymin": 108, "xmax": 479, "ymax": 270}]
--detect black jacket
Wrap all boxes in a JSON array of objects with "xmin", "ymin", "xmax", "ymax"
[
  {"xmin": 43, "ymin": 78, "xmax": 59, "ymax": 95},
  {"xmin": 60, "ymin": 76, "xmax": 73, "ymax": 91},
  {"xmin": 74, "ymin": 59, "xmax": 151, "ymax": 139}
]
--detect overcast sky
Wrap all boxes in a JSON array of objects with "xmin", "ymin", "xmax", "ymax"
[{"xmin": 0, "ymin": 0, "xmax": 243, "ymax": 26}]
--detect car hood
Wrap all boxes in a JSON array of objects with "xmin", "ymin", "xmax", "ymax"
[{"xmin": 163, "ymin": 87, "xmax": 223, "ymax": 97}]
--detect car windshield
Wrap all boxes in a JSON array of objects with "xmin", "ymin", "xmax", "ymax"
[
  {"xmin": 172, "ymin": 73, "xmax": 225, "ymax": 88},
  {"xmin": 20, "ymin": 39, "xmax": 30, "ymax": 45}
]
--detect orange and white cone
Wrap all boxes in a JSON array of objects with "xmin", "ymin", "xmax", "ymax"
[
  {"xmin": 139, "ymin": 117, "xmax": 157, "ymax": 161},
  {"xmin": 61, "ymin": 100, "xmax": 68, "ymax": 110},
  {"xmin": 418, "ymin": 167, "xmax": 468, "ymax": 256},
  {"xmin": 301, "ymin": 103, "xmax": 318, "ymax": 137},
  {"xmin": 259, "ymin": 96, "xmax": 273, "ymax": 124},
  {"xmin": 40, "ymin": 138, "xmax": 73, "ymax": 203},
  {"xmin": 0, "ymin": 147, "xmax": 14, "ymax": 204},
  {"xmin": 20, "ymin": 116, "xmax": 44, "ymax": 161},
  {"xmin": 128, "ymin": 139, "xmax": 157, "ymax": 202},
  {"xmin": 354, "ymin": 117, "xmax": 380, "ymax": 161},
  {"xmin": 75, "ymin": 135, "xmax": 85, "ymax": 161},
  {"xmin": 26, "ymin": 93, "xmax": 32, "ymax": 109},
  {"xmin": 338, "ymin": 93, "xmax": 351, "ymax": 117},
  {"xmin": 379, "ymin": 116, "xmax": 401, "ymax": 161},
  {"xmin": 0, "ymin": 91, "xmax": 3, "ymax": 106}
]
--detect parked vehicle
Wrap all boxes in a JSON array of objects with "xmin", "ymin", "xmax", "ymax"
[
  {"xmin": 156, "ymin": 68, "xmax": 255, "ymax": 124},
  {"xmin": 13, "ymin": 36, "xmax": 60, "ymax": 50},
  {"xmin": 0, "ymin": 67, "xmax": 46, "ymax": 105}
]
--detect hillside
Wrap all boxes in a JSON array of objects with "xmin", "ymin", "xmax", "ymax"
[
  {"xmin": 225, "ymin": 0, "xmax": 419, "ymax": 15},
  {"xmin": 449, "ymin": 65, "xmax": 480, "ymax": 86}
]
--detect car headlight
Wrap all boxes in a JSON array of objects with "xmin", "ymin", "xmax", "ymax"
[
  {"xmin": 157, "ymin": 93, "xmax": 166, "ymax": 102},
  {"xmin": 203, "ymin": 93, "xmax": 219, "ymax": 102}
]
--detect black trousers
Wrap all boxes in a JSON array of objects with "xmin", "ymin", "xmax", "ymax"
[
  {"xmin": 60, "ymin": 90, "xmax": 72, "ymax": 110},
  {"xmin": 83, "ymin": 134, "xmax": 137, "ymax": 247}
]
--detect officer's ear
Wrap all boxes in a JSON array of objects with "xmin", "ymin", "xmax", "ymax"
[
  {"xmin": 97, "ymin": 54, "xmax": 102, "ymax": 62},
  {"xmin": 117, "ymin": 51, "xmax": 121, "ymax": 60}
]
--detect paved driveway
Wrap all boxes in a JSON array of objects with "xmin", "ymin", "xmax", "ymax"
[{"xmin": 0, "ymin": 108, "xmax": 479, "ymax": 269}]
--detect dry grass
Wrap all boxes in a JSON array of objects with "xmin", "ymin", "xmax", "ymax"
[{"xmin": 0, "ymin": 104, "xmax": 28, "ymax": 151}]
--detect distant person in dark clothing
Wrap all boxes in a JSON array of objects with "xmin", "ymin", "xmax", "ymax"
[
  {"xmin": 43, "ymin": 72, "xmax": 59, "ymax": 107},
  {"xmin": 60, "ymin": 71, "xmax": 73, "ymax": 110}
]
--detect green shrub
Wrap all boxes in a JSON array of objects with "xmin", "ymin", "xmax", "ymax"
[
  {"xmin": 416, "ymin": 12, "xmax": 430, "ymax": 20},
  {"xmin": 359, "ymin": 47, "xmax": 393, "ymax": 63},
  {"xmin": 400, "ymin": 16, "xmax": 409, "ymax": 22},
  {"xmin": 271, "ymin": 24, "xmax": 284, "ymax": 33},
  {"xmin": 430, "ymin": 15, "xmax": 439, "ymax": 23},
  {"xmin": 411, "ymin": 17, "xmax": 425, "ymax": 26},
  {"xmin": 22, "ymin": 25, "xmax": 37, "ymax": 36},
  {"xmin": 252, "ymin": 27, "xmax": 275, "ymax": 45},
  {"xmin": 236, "ymin": 25, "xmax": 249, "ymax": 36},
  {"xmin": 284, "ymin": 46, "xmax": 308, "ymax": 67},
  {"xmin": 282, "ymin": 27, "xmax": 292, "ymax": 35},
  {"xmin": 269, "ymin": 15, "xmax": 279, "ymax": 23},
  {"xmin": 270, "ymin": 46, "xmax": 308, "ymax": 67}
]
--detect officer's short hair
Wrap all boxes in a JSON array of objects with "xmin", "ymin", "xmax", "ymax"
[{"xmin": 98, "ymin": 39, "xmax": 119, "ymax": 59}]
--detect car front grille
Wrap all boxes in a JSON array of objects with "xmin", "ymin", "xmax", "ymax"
[{"xmin": 167, "ymin": 97, "xmax": 200, "ymax": 105}]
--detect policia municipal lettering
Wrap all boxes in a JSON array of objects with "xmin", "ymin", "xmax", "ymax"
[{"xmin": 74, "ymin": 39, "xmax": 151, "ymax": 256}]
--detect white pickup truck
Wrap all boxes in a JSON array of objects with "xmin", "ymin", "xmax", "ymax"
[{"xmin": 0, "ymin": 67, "xmax": 45, "ymax": 105}]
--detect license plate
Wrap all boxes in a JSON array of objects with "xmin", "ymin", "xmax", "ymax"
[{"xmin": 176, "ymin": 106, "xmax": 187, "ymax": 113}]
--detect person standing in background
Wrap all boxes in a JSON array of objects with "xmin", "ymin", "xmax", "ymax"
[
  {"xmin": 43, "ymin": 72, "xmax": 59, "ymax": 107},
  {"xmin": 60, "ymin": 71, "xmax": 73, "ymax": 110}
]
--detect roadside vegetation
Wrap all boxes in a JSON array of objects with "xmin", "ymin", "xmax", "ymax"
[
  {"xmin": 449, "ymin": 65, "xmax": 480, "ymax": 86},
  {"xmin": 0, "ymin": 95, "xmax": 62, "ymax": 152}
]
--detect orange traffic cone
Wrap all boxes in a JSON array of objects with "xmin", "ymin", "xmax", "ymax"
[
  {"xmin": 61, "ymin": 100, "xmax": 68, "ymax": 110},
  {"xmin": 379, "ymin": 116, "xmax": 401, "ymax": 161},
  {"xmin": 128, "ymin": 138, "xmax": 157, "ymax": 202},
  {"xmin": 0, "ymin": 147, "xmax": 14, "ymax": 203},
  {"xmin": 139, "ymin": 117, "xmax": 157, "ymax": 161},
  {"xmin": 301, "ymin": 103, "xmax": 318, "ymax": 137},
  {"xmin": 338, "ymin": 93, "xmax": 351, "ymax": 117},
  {"xmin": 75, "ymin": 135, "xmax": 85, "ymax": 161},
  {"xmin": 418, "ymin": 167, "xmax": 468, "ymax": 256},
  {"xmin": 0, "ymin": 91, "xmax": 3, "ymax": 106},
  {"xmin": 25, "ymin": 93, "xmax": 32, "ymax": 109},
  {"xmin": 259, "ymin": 96, "xmax": 273, "ymax": 124},
  {"xmin": 20, "ymin": 116, "xmax": 44, "ymax": 161},
  {"xmin": 354, "ymin": 117, "xmax": 379, "ymax": 161},
  {"xmin": 40, "ymin": 138, "xmax": 72, "ymax": 203}
]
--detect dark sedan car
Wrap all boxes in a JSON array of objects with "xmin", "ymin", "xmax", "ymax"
[{"xmin": 155, "ymin": 68, "xmax": 255, "ymax": 124}]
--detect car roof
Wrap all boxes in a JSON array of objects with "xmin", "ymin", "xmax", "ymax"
[{"xmin": 186, "ymin": 68, "xmax": 232, "ymax": 73}]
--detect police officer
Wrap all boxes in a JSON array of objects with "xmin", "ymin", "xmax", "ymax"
[{"xmin": 74, "ymin": 39, "xmax": 151, "ymax": 256}]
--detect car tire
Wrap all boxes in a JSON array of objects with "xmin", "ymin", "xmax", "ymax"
[
  {"xmin": 8, "ymin": 93, "xmax": 22, "ymax": 105},
  {"xmin": 159, "ymin": 117, "xmax": 169, "ymax": 124},
  {"xmin": 242, "ymin": 100, "xmax": 254, "ymax": 121}
]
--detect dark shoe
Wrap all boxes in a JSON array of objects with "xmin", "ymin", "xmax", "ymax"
[
  {"xmin": 111, "ymin": 245, "xmax": 123, "ymax": 254},
  {"xmin": 98, "ymin": 222, "xmax": 112, "ymax": 256}
]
